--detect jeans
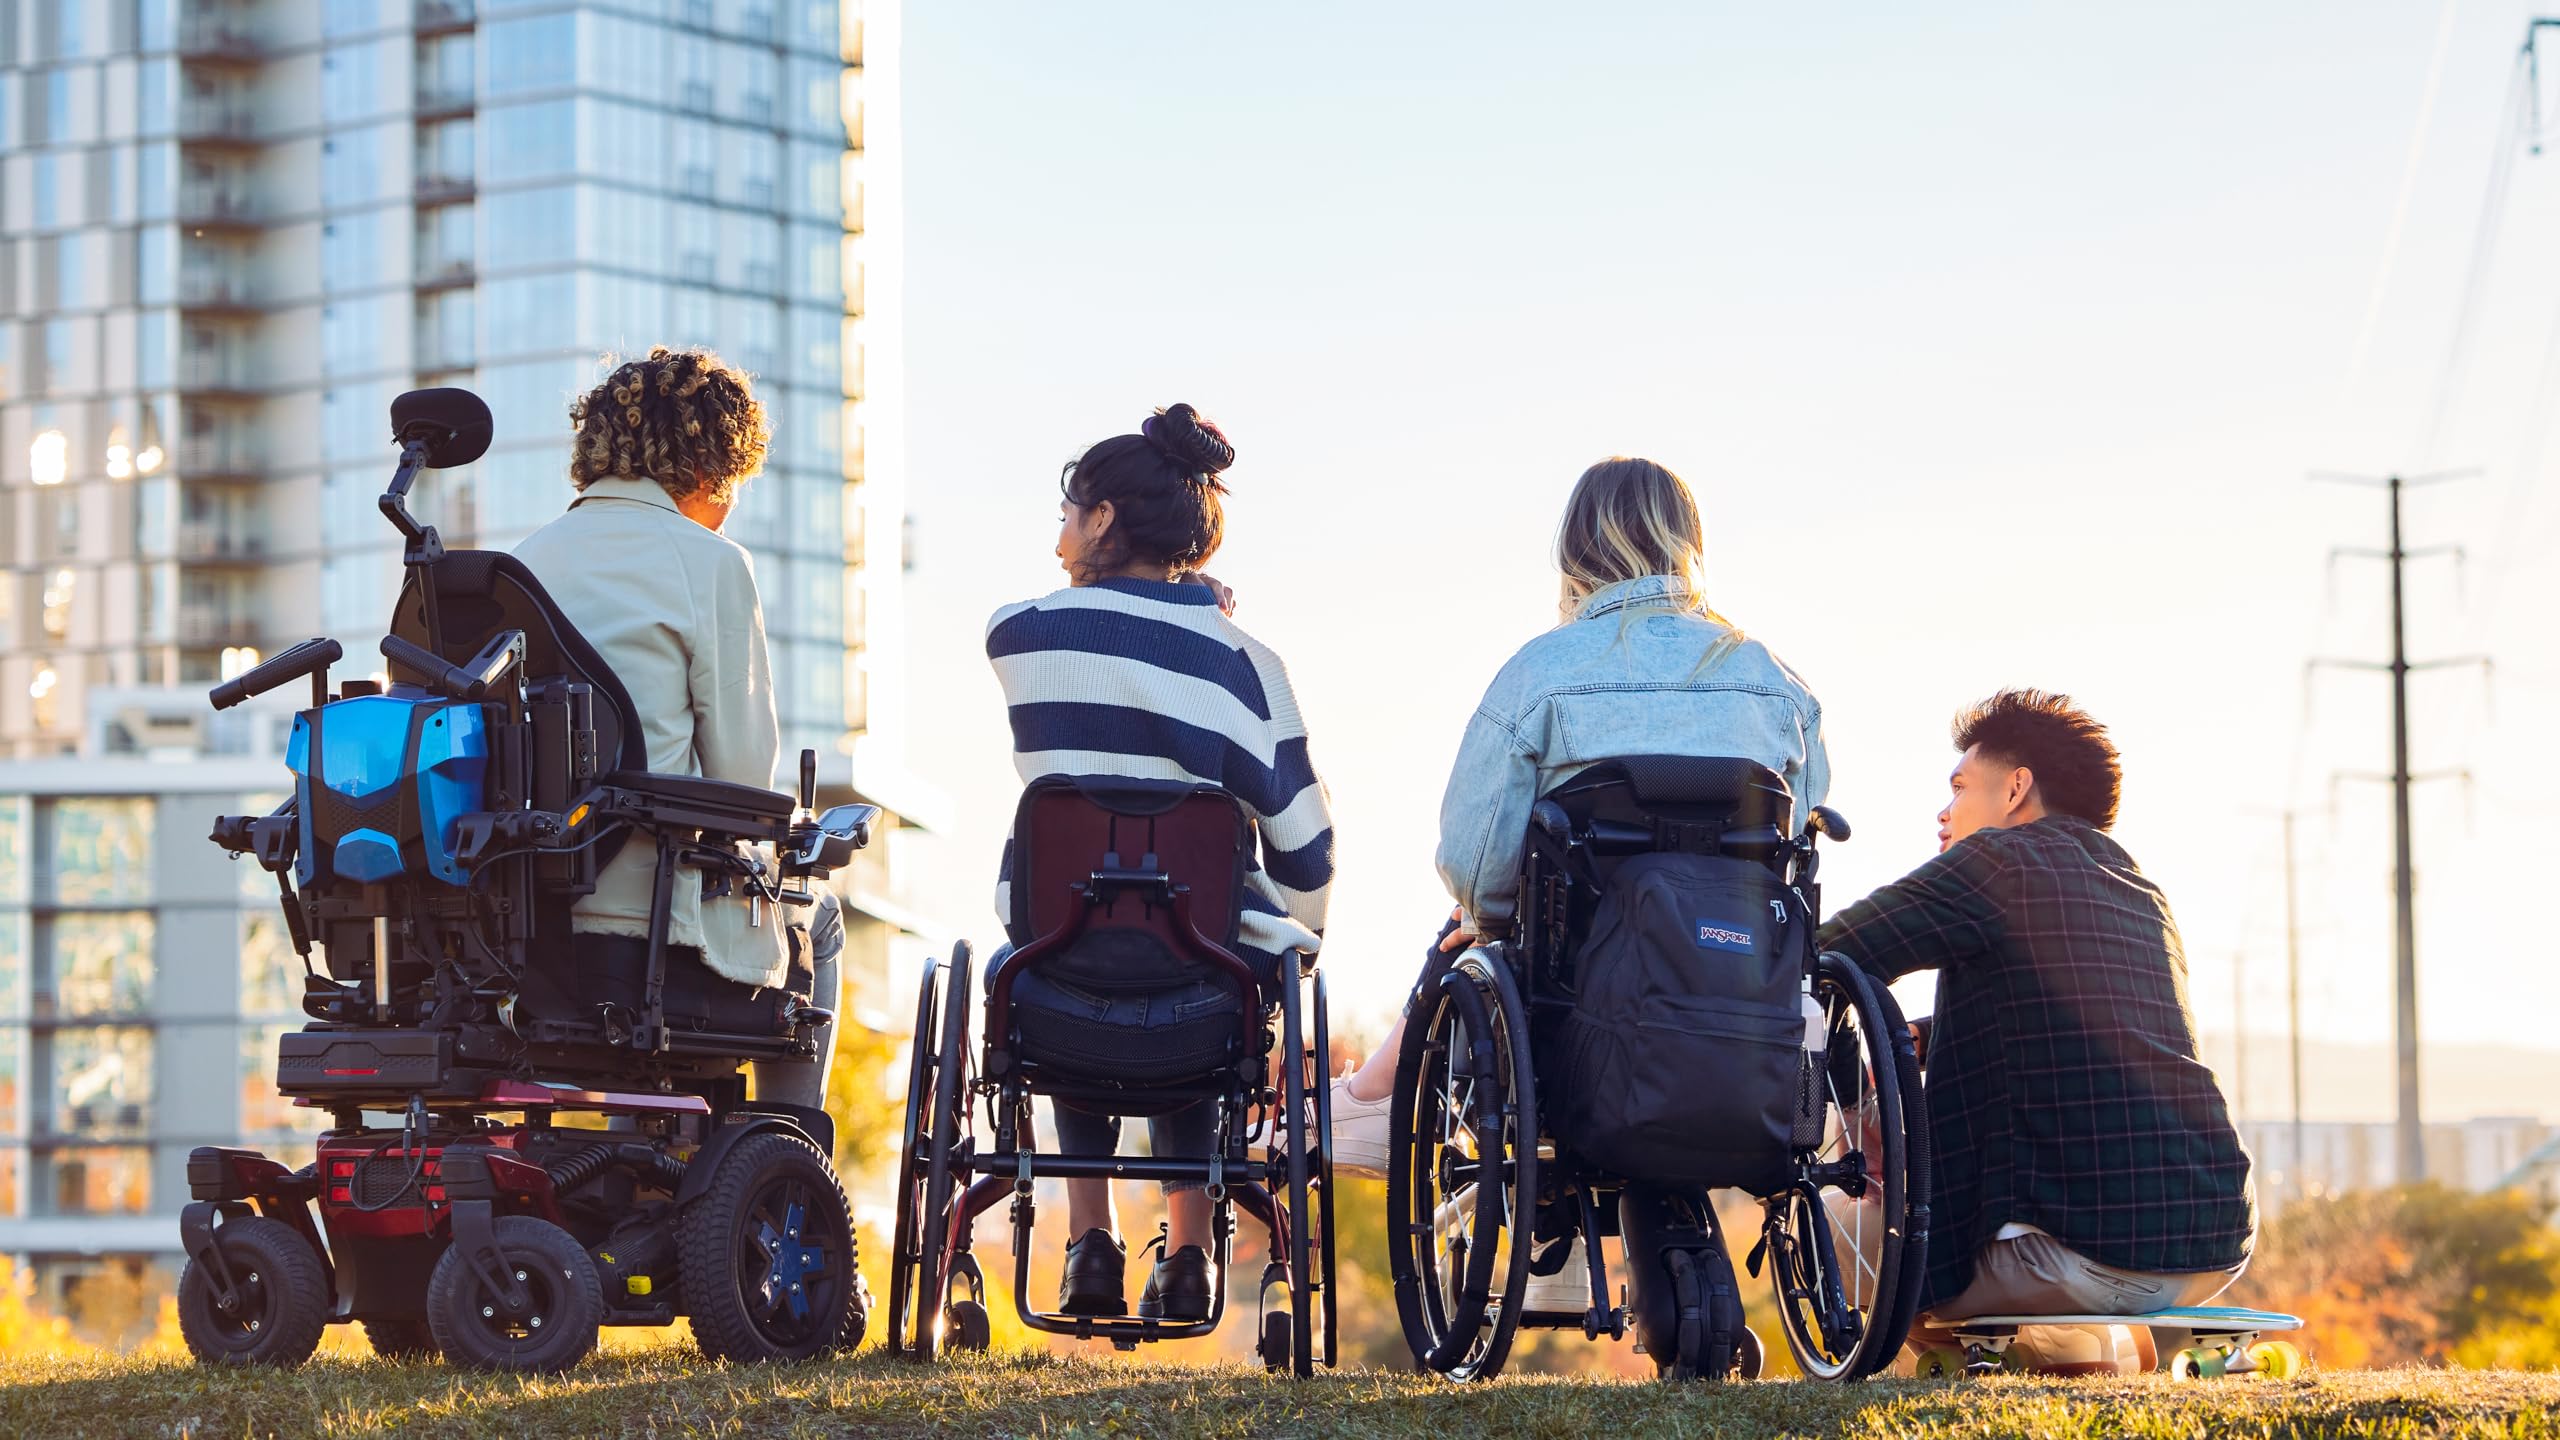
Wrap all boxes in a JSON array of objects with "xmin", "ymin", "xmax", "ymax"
[
  {"xmin": 1051, "ymin": 1100, "xmax": 1219, "ymax": 1197},
  {"xmin": 751, "ymin": 891, "xmax": 844, "ymax": 1109}
]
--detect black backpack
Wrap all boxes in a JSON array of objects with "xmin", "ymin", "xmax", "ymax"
[{"xmin": 1543, "ymin": 850, "xmax": 1814, "ymax": 1194}]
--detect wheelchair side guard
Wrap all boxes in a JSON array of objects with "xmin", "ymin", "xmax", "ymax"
[
  {"xmin": 674, "ymin": 1109, "xmax": 834, "ymax": 1211},
  {"xmin": 183, "ymin": 1147, "xmax": 335, "ymax": 1312}
]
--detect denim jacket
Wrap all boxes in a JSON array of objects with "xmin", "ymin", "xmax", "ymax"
[{"xmin": 1435, "ymin": 575, "xmax": 1830, "ymax": 931}]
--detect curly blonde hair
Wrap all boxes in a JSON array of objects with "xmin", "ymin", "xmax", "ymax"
[{"xmin": 568, "ymin": 346, "xmax": 770, "ymax": 503}]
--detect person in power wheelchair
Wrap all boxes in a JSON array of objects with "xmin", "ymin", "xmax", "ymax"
[
  {"xmin": 885, "ymin": 406, "xmax": 1339, "ymax": 1372},
  {"xmin": 512, "ymin": 346, "xmax": 844, "ymax": 1112},
  {"xmin": 1333, "ymin": 459, "xmax": 1928, "ymax": 1380},
  {"xmin": 178, "ymin": 376, "xmax": 876, "ymax": 1373},
  {"xmin": 1815, "ymin": 691, "xmax": 2255, "ymax": 1375}
]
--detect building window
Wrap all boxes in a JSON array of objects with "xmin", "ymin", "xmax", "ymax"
[
  {"xmin": 239, "ymin": 1024, "xmax": 318, "ymax": 1139},
  {"xmin": 46, "ymin": 798, "xmax": 154, "ymax": 905},
  {"xmin": 50, "ymin": 912, "xmax": 155, "ymax": 1017},
  {"xmin": 51, "ymin": 1026, "xmax": 151, "ymax": 1138},
  {"xmin": 50, "ymin": 1146, "xmax": 150, "ymax": 1215},
  {"xmin": 0, "ymin": 797, "xmax": 25, "ymax": 904},
  {"xmin": 239, "ymin": 913, "xmax": 297, "ymax": 1017}
]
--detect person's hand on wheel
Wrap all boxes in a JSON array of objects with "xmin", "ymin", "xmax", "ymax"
[
  {"xmin": 1438, "ymin": 907, "xmax": 1479, "ymax": 954},
  {"xmin": 1185, "ymin": 571, "xmax": 1237, "ymax": 615}
]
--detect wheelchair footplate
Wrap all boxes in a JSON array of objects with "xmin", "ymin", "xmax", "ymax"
[{"xmin": 1916, "ymin": 1306, "xmax": 2306, "ymax": 1380}]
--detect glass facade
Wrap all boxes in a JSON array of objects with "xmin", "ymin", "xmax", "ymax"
[{"xmin": 3, "ymin": 0, "xmax": 874, "ymax": 763}]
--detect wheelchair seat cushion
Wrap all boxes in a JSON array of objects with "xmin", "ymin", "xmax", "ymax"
[
  {"xmin": 570, "ymin": 932, "xmax": 807, "ymax": 1037},
  {"xmin": 1007, "ymin": 930, "xmax": 1247, "ymax": 1086}
]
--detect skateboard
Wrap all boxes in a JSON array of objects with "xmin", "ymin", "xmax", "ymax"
[{"xmin": 1911, "ymin": 1305, "xmax": 2306, "ymax": 1380}]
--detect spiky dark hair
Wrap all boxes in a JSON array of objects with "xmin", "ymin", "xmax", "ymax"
[{"xmin": 1952, "ymin": 689, "xmax": 2122, "ymax": 829}]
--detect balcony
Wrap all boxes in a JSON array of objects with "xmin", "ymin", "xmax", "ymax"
[
  {"xmin": 175, "ymin": 184, "xmax": 258, "ymax": 228},
  {"xmin": 417, "ymin": 0, "xmax": 475, "ymax": 34},
  {"xmin": 177, "ymin": 101, "xmax": 257, "ymax": 144},
  {"xmin": 416, "ymin": 82, "xmax": 475, "ymax": 120},
  {"xmin": 177, "ymin": 606, "xmax": 261, "ymax": 646},
  {"xmin": 177, "ymin": 19, "xmax": 263, "ymax": 64},
  {"xmin": 175, "ymin": 523, "xmax": 266, "ymax": 564},
  {"xmin": 416, "ymin": 255, "xmax": 475, "ymax": 290},
  {"xmin": 416, "ymin": 173, "xmax": 475, "ymax": 205},
  {"xmin": 177, "ymin": 270, "xmax": 256, "ymax": 310},
  {"xmin": 176, "ymin": 441, "xmax": 262, "ymax": 481},
  {"xmin": 178, "ymin": 351, "xmax": 258, "ymax": 394}
]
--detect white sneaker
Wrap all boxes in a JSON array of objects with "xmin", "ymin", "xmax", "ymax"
[
  {"xmin": 1329, "ymin": 1075, "xmax": 1392, "ymax": 1179},
  {"xmin": 1522, "ymin": 1237, "xmax": 1593, "ymax": 1315}
]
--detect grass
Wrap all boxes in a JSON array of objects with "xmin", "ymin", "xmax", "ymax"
[{"xmin": 2, "ymin": 1352, "xmax": 2556, "ymax": 1440}]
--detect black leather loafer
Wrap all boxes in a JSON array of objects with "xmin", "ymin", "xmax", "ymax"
[
  {"xmin": 1136, "ymin": 1243, "xmax": 1216, "ymax": 1323},
  {"xmin": 1059, "ymin": 1228, "xmax": 1127, "ymax": 1317}
]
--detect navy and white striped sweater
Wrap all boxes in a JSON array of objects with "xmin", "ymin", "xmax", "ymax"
[{"xmin": 986, "ymin": 577, "xmax": 1333, "ymax": 962}]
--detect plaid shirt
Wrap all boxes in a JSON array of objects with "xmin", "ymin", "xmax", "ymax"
[{"xmin": 1817, "ymin": 817, "xmax": 2256, "ymax": 1310}]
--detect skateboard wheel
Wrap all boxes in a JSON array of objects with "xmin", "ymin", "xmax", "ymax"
[
  {"xmin": 1913, "ymin": 1345, "xmax": 1969, "ymax": 1379},
  {"xmin": 2169, "ymin": 1346, "xmax": 2227, "ymax": 1380},
  {"xmin": 2247, "ymin": 1339, "xmax": 2304, "ymax": 1379}
]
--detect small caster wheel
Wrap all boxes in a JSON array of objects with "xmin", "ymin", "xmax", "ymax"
[
  {"xmin": 945, "ymin": 1298, "xmax": 991, "ymax": 1353},
  {"xmin": 1735, "ymin": 1324, "xmax": 1764, "ymax": 1380},
  {"xmin": 177, "ymin": 1216, "xmax": 331, "ymax": 1369},
  {"xmin": 424, "ymin": 1216, "xmax": 603, "ymax": 1374},
  {"xmin": 1258, "ymin": 1309, "xmax": 1293, "ymax": 1372},
  {"xmin": 1913, "ymin": 1344, "xmax": 1969, "ymax": 1379},
  {"xmin": 2169, "ymin": 1346, "xmax": 2228, "ymax": 1380},
  {"xmin": 2246, "ymin": 1339, "xmax": 2304, "ymax": 1379}
]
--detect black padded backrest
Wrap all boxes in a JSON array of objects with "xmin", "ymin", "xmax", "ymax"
[
  {"xmin": 386, "ymin": 550, "xmax": 647, "ymax": 780},
  {"xmin": 1547, "ymin": 755, "xmax": 1793, "ymax": 837}
]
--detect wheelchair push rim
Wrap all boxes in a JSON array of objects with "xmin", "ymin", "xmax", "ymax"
[
  {"xmin": 1389, "ymin": 947, "xmax": 1538, "ymax": 1382},
  {"xmin": 885, "ymin": 952, "xmax": 944, "ymax": 1358},
  {"xmin": 1762, "ymin": 954, "xmax": 1912, "ymax": 1381}
]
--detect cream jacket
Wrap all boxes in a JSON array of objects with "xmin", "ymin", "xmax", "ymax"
[{"xmin": 512, "ymin": 476, "xmax": 788, "ymax": 987}]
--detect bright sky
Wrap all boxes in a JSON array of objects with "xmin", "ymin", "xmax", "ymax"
[{"xmin": 891, "ymin": 2, "xmax": 2560, "ymax": 1118}]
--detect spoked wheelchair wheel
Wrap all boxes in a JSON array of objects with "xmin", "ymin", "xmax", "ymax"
[
  {"xmin": 1274, "ymin": 965, "xmax": 1338, "ymax": 1375},
  {"xmin": 889, "ymin": 941, "xmax": 973, "ymax": 1360},
  {"xmin": 1759, "ymin": 952, "xmax": 1927, "ymax": 1380},
  {"xmin": 885, "ymin": 950, "xmax": 944, "ymax": 1357},
  {"xmin": 1388, "ymin": 947, "xmax": 1539, "ymax": 1382}
]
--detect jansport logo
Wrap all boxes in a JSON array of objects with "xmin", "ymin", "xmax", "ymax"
[{"xmin": 1695, "ymin": 921, "xmax": 1756, "ymax": 954}]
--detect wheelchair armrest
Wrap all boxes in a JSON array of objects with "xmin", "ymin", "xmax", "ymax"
[{"xmin": 593, "ymin": 771, "xmax": 794, "ymax": 844}]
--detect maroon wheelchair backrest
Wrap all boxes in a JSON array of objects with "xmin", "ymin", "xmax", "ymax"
[{"xmin": 1007, "ymin": 776, "xmax": 1252, "ymax": 951}]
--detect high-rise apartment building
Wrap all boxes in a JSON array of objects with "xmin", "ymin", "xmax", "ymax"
[{"xmin": 0, "ymin": 0, "xmax": 926, "ymax": 1321}]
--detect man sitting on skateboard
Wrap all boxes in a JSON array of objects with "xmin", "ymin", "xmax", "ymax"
[{"xmin": 1817, "ymin": 690, "xmax": 2257, "ymax": 1374}]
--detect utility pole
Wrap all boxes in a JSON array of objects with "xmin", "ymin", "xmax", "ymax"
[
  {"xmin": 2232, "ymin": 950, "xmax": 2248, "ymax": 1124},
  {"xmin": 2283, "ymin": 810, "xmax": 2305, "ymax": 1200},
  {"xmin": 2310, "ymin": 468, "xmax": 2487, "ymax": 1185}
]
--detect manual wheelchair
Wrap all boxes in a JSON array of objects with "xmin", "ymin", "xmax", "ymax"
[
  {"xmin": 1389, "ymin": 756, "xmax": 1931, "ymax": 1382},
  {"xmin": 175, "ymin": 388, "xmax": 879, "ymax": 1372},
  {"xmin": 886, "ymin": 776, "xmax": 1337, "ymax": 1374}
]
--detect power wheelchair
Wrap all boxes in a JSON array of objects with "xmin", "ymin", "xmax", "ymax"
[
  {"xmin": 886, "ymin": 776, "xmax": 1337, "ymax": 1374},
  {"xmin": 175, "ymin": 389, "xmax": 879, "ymax": 1372},
  {"xmin": 1389, "ymin": 757, "xmax": 1932, "ymax": 1381}
]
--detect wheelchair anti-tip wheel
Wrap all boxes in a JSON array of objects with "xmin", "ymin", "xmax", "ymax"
[
  {"xmin": 1758, "ymin": 952, "xmax": 1928, "ymax": 1381},
  {"xmin": 424, "ymin": 1215, "xmax": 604, "ymax": 1373},
  {"xmin": 679, "ymin": 1129, "xmax": 860, "ymax": 1363},
  {"xmin": 891, "ymin": 942, "xmax": 973, "ymax": 1361},
  {"xmin": 176, "ymin": 1215, "xmax": 331, "ymax": 1368},
  {"xmin": 1388, "ymin": 947, "xmax": 1539, "ymax": 1382}
]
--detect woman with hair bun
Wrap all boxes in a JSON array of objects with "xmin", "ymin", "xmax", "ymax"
[{"xmin": 984, "ymin": 404, "xmax": 1334, "ymax": 1326}]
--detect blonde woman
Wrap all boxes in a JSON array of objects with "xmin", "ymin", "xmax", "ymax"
[{"xmin": 1330, "ymin": 458, "xmax": 1829, "ymax": 1195}]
